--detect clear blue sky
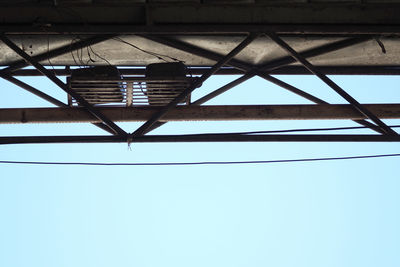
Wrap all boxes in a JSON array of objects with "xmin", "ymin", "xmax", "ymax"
[{"xmin": 0, "ymin": 73, "xmax": 399, "ymax": 267}]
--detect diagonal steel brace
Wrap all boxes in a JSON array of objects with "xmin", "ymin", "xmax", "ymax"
[
  {"xmin": 267, "ymin": 33, "xmax": 397, "ymax": 136},
  {"xmin": 141, "ymin": 35, "xmax": 382, "ymax": 134},
  {"xmin": 0, "ymin": 34, "xmax": 119, "ymax": 134},
  {"xmin": 0, "ymin": 34, "xmax": 127, "ymax": 136},
  {"xmin": 131, "ymin": 33, "xmax": 259, "ymax": 137}
]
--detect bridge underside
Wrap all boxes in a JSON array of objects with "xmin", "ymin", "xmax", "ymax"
[{"xmin": 1, "ymin": 1, "xmax": 400, "ymax": 144}]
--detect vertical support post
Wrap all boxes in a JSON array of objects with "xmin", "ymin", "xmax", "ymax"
[{"xmin": 127, "ymin": 82, "xmax": 133, "ymax": 107}]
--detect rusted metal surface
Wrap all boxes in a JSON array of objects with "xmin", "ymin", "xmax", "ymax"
[{"xmin": 2, "ymin": 104, "xmax": 400, "ymax": 124}]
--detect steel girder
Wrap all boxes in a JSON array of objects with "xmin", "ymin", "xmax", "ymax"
[{"xmin": 1, "ymin": 29, "xmax": 400, "ymax": 144}]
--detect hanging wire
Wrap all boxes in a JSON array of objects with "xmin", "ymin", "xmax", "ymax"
[
  {"xmin": 69, "ymin": 36, "xmax": 88, "ymax": 69},
  {"xmin": 78, "ymin": 43, "xmax": 85, "ymax": 65},
  {"xmin": 87, "ymin": 45, "xmax": 122, "ymax": 77},
  {"xmin": 113, "ymin": 37, "xmax": 184, "ymax": 63},
  {"xmin": 176, "ymin": 125, "xmax": 400, "ymax": 136},
  {"xmin": 70, "ymin": 38, "xmax": 81, "ymax": 67},
  {"xmin": 86, "ymin": 45, "xmax": 96, "ymax": 65},
  {"xmin": 46, "ymin": 34, "xmax": 56, "ymax": 73},
  {"xmin": 0, "ymin": 153, "xmax": 399, "ymax": 166},
  {"xmin": 375, "ymin": 36, "xmax": 387, "ymax": 54},
  {"xmin": 88, "ymin": 45, "xmax": 113, "ymax": 66}
]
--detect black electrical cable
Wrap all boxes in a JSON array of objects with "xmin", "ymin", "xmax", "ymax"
[
  {"xmin": 88, "ymin": 45, "xmax": 122, "ymax": 77},
  {"xmin": 70, "ymin": 37, "xmax": 83, "ymax": 68},
  {"xmin": 113, "ymin": 37, "xmax": 183, "ymax": 63},
  {"xmin": 0, "ymin": 153, "xmax": 399, "ymax": 166},
  {"xmin": 176, "ymin": 125, "xmax": 400, "ymax": 136},
  {"xmin": 46, "ymin": 34, "xmax": 56, "ymax": 72}
]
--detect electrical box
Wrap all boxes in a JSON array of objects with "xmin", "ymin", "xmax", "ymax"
[
  {"xmin": 68, "ymin": 66, "xmax": 124, "ymax": 106},
  {"xmin": 144, "ymin": 62, "xmax": 191, "ymax": 106}
]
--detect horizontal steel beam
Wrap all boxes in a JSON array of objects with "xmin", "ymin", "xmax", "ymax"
[
  {"xmin": 6, "ymin": 66, "xmax": 400, "ymax": 76},
  {"xmin": 1, "ymin": 134, "xmax": 400, "ymax": 145},
  {"xmin": 2, "ymin": 104, "xmax": 400, "ymax": 124},
  {"xmin": 265, "ymin": 66, "xmax": 400, "ymax": 76},
  {"xmin": 2, "ymin": 4, "xmax": 400, "ymax": 35},
  {"xmin": 2, "ymin": 24, "xmax": 400, "ymax": 35}
]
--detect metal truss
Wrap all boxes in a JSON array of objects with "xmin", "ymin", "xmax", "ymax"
[
  {"xmin": 267, "ymin": 33, "xmax": 397, "ymax": 135},
  {"xmin": 7, "ymin": 66, "xmax": 400, "ymax": 77},
  {"xmin": 1, "ymin": 29, "xmax": 399, "ymax": 144},
  {"xmin": 0, "ymin": 34, "xmax": 125, "ymax": 136},
  {"xmin": 142, "ymin": 35, "xmax": 385, "ymax": 134}
]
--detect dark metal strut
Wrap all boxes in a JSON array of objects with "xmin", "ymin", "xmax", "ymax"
[
  {"xmin": 142, "ymin": 35, "xmax": 383, "ymax": 134},
  {"xmin": 0, "ymin": 34, "xmax": 119, "ymax": 134},
  {"xmin": 1, "ymin": 73, "xmax": 67, "ymax": 107},
  {"xmin": 1, "ymin": 35, "xmax": 117, "ymax": 74},
  {"xmin": 1, "ymin": 134, "xmax": 400, "ymax": 145},
  {"xmin": 8, "ymin": 66, "xmax": 400, "ymax": 77},
  {"xmin": 267, "ymin": 33, "xmax": 397, "ymax": 136},
  {"xmin": 0, "ymin": 34, "xmax": 127, "ymax": 136},
  {"xmin": 131, "ymin": 33, "xmax": 259, "ymax": 137}
]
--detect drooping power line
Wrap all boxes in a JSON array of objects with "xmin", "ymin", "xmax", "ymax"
[
  {"xmin": 0, "ymin": 153, "xmax": 399, "ymax": 166},
  {"xmin": 205, "ymin": 125, "xmax": 400, "ymax": 135}
]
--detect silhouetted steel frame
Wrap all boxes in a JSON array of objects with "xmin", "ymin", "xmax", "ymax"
[
  {"xmin": 1, "ymin": 31, "xmax": 399, "ymax": 144},
  {"xmin": 0, "ymin": 70, "xmax": 116, "ymax": 134},
  {"xmin": 1, "ymin": 134, "xmax": 400, "ymax": 145},
  {"xmin": 2, "ymin": 35, "xmax": 117, "ymax": 73},
  {"xmin": 0, "ymin": 35, "xmax": 116, "ymax": 100},
  {"xmin": 267, "ymin": 33, "xmax": 397, "ymax": 136},
  {"xmin": 7, "ymin": 66, "xmax": 400, "ymax": 77},
  {"xmin": 3, "ymin": 104, "xmax": 400, "ymax": 124},
  {"xmin": 131, "ymin": 33, "xmax": 259, "ymax": 137},
  {"xmin": 1, "ymin": 73, "xmax": 67, "ymax": 107},
  {"xmin": 0, "ymin": 34, "xmax": 119, "ymax": 134},
  {"xmin": 0, "ymin": 34, "xmax": 126, "ymax": 136},
  {"xmin": 141, "ymin": 35, "xmax": 383, "ymax": 134}
]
